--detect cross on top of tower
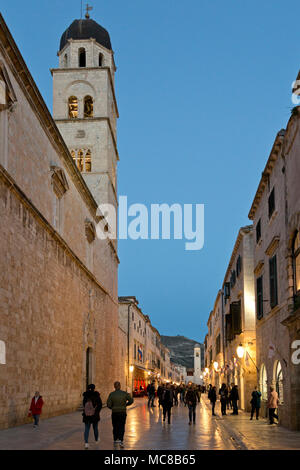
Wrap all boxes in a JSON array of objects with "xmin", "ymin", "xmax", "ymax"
[{"xmin": 85, "ymin": 3, "xmax": 93, "ymax": 19}]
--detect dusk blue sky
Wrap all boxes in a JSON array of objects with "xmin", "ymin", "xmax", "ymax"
[{"xmin": 2, "ymin": 0, "xmax": 299, "ymax": 343}]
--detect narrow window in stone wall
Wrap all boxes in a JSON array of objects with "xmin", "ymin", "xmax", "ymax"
[
  {"xmin": 99, "ymin": 53, "xmax": 103, "ymax": 66},
  {"xmin": 293, "ymin": 231, "xmax": 300, "ymax": 301},
  {"xmin": 256, "ymin": 219, "xmax": 261, "ymax": 243},
  {"xmin": 79, "ymin": 48, "xmax": 86, "ymax": 67},
  {"xmin": 216, "ymin": 335, "xmax": 221, "ymax": 355},
  {"xmin": 236, "ymin": 255, "xmax": 242, "ymax": 277},
  {"xmin": 63, "ymin": 54, "xmax": 68, "ymax": 67},
  {"xmin": 269, "ymin": 255, "xmax": 278, "ymax": 309},
  {"xmin": 68, "ymin": 96, "xmax": 78, "ymax": 119},
  {"xmin": 256, "ymin": 275, "xmax": 264, "ymax": 319},
  {"xmin": 268, "ymin": 187, "xmax": 275, "ymax": 219},
  {"xmin": 84, "ymin": 96, "xmax": 93, "ymax": 118}
]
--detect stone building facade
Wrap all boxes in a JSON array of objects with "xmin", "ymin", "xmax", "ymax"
[
  {"xmin": 118, "ymin": 296, "xmax": 184, "ymax": 392},
  {"xmin": 249, "ymin": 109, "xmax": 300, "ymax": 430},
  {"xmin": 0, "ymin": 14, "xmax": 119, "ymax": 429},
  {"xmin": 204, "ymin": 227, "xmax": 256, "ymax": 412},
  {"xmin": 222, "ymin": 226, "xmax": 256, "ymax": 412}
]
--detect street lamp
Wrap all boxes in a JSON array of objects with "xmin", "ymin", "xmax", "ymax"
[
  {"xmin": 213, "ymin": 361, "xmax": 219, "ymax": 371},
  {"xmin": 129, "ymin": 365, "xmax": 134, "ymax": 373},
  {"xmin": 236, "ymin": 344, "xmax": 245, "ymax": 359},
  {"xmin": 205, "ymin": 368, "xmax": 209, "ymax": 373}
]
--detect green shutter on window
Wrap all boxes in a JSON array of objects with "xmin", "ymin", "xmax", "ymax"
[
  {"xmin": 269, "ymin": 255, "xmax": 278, "ymax": 308},
  {"xmin": 230, "ymin": 300, "xmax": 242, "ymax": 335},
  {"xmin": 256, "ymin": 276, "xmax": 263, "ymax": 319}
]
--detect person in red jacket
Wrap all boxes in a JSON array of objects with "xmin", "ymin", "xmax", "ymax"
[{"xmin": 28, "ymin": 391, "xmax": 44, "ymax": 427}]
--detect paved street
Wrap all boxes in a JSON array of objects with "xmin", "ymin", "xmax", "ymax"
[{"xmin": 0, "ymin": 396, "xmax": 299, "ymax": 450}]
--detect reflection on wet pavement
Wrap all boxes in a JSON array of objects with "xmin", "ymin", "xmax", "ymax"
[{"xmin": 0, "ymin": 396, "xmax": 299, "ymax": 450}]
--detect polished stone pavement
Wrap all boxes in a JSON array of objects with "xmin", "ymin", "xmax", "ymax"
[{"xmin": 0, "ymin": 396, "xmax": 299, "ymax": 450}]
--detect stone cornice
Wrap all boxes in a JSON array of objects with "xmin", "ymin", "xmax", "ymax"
[
  {"xmin": 0, "ymin": 14, "xmax": 119, "ymax": 264},
  {"xmin": 55, "ymin": 116, "xmax": 119, "ymax": 161},
  {"xmin": 254, "ymin": 260, "xmax": 264, "ymax": 276},
  {"xmin": 265, "ymin": 236, "xmax": 280, "ymax": 257},
  {"xmin": 248, "ymin": 130, "xmax": 285, "ymax": 220},
  {"xmin": 0, "ymin": 164, "xmax": 119, "ymax": 306},
  {"xmin": 51, "ymin": 66, "xmax": 119, "ymax": 118}
]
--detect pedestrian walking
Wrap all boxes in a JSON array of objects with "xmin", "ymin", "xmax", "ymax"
[
  {"xmin": 157, "ymin": 384, "xmax": 164, "ymax": 408},
  {"xmin": 209, "ymin": 386, "xmax": 217, "ymax": 416},
  {"xmin": 267, "ymin": 386, "xmax": 279, "ymax": 425},
  {"xmin": 180, "ymin": 384, "xmax": 186, "ymax": 403},
  {"xmin": 28, "ymin": 391, "xmax": 44, "ymax": 428},
  {"xmin": 230, "ymin": 384, "xmax": 239, "ymax": 415},
  {"xmin": 82, "ymin": 384, "xmax": 102, "ymax": 449},
  {"xmin": 219, "ymin": 383, "xmax": 228, "ymax": 416},
  {"xmin": 147, "ymin": 381, "xmax": 156, "ymax": 407},
  {"xmin": 185, "ymin": 384, "xmax": 197, "ymax": 424},
  {"xmin": 250, "ymin": 386, "xmax": 261, "ymax": 420},
  {"xmin": 161, "ymin": 383, "xmax": 174, "ymax": 424},
  {"xmin": 195, "ymin": 385, "xmax": 201, "ymax": 403},
  {"xmin": 107, "ymin": 381, "xmax": 133, "ymax": 447},
  {"xmin": 227, "ymin": 385, "xmax": 232, "ymax": 410},
  {"xmin": 174, "ymin": 386, "xmax": 180, "ymax": 406}
]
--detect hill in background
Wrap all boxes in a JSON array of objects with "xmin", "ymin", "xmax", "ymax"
[{"xmin": 161, "ymin": 335, "xmax": 204, "ymax": 369}]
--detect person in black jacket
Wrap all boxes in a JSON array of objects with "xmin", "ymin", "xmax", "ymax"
[
  {"xmin": 157, "ymin": 384, "xmax": 164, "ymax": 408},
  {"xmin": 82, "ymin": 384, "xmax": 102, "ymax": 449},
  {"xmin": 161, "ymin": 384, "xmax": 174, "ymax": 424},
  {"xmin": 209, "ymin": 386, "xmax": 217, "ymax": 416},
  {"xmin": 250, "ymin": 386, "xmax": 261, "ymax": 420},
  {"xmin": 185, "ymin": 384, "xmax": 197, "ymax": 424},
  {"xmin": 219, "ymin": 383, "xmax": 228, "ymax": 416},
  {"xmin": 230, "ymin": 384, "xmax": 239, "ymax": 415},
  {"xmin": 147, "ymin": 382, "xmax": 156, "ymax": 407}
]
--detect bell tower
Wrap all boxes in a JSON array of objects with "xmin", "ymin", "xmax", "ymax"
[{"xmin": 51, "ymin": 11, "xmax": 119, "ymax": 209}]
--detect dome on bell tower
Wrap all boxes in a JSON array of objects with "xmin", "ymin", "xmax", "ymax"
[{"xmin": 59, "ymin": 18, "xmax": 112, "ymax": 52}]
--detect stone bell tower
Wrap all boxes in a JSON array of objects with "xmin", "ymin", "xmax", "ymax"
[
  {"xmin": 193, "ymin": 344, "xmax": 202, "ymax": 385},
  {"xmin": 51, "ymin": 9, "xmax": 119, "ymax": 209}
]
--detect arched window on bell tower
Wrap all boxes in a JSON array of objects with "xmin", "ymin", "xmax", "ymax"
[
  {"xmin": 84, "ymin": 96, "xmax": 93, "ymax": 118},
  {"xmin": 79, "ymin": 48, "xmax": 86, "ymax": 67},
  {"xmin": 68, "ymin": 96, "xmax": 78, "ymax": 118}
]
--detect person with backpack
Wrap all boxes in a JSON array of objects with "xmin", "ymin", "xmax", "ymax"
[
  {"xmin": 28, "ymin": 391, "xmax": 44, "ymax": 428},
  {"xmin": 82, "ymin": 384, "xmax": 102, "ymax": 449},
  {"xmin": 219, "ymin": 383, "xmax": 228, "ymax": 416},
  {"xmin": 107, "ymin": 381, "xmax": 133, "ymax": 447},
  {"xmin": 250, "ymin": 386, "xmax": 261, "ymax": 420},
  {"xmin": 161, "ymin": 383, "xmax": 174, "ymax": 424},
  {"xmin": 185, "ymin": 384, "xmax": 197, "ymax": 424}
]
